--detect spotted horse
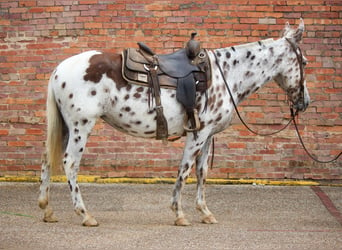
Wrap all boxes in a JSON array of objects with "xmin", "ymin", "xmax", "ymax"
[{"xmin": 38, "ymin": 19, "xmax": 310, "ymax": 226}]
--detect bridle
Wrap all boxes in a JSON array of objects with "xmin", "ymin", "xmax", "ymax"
[
  {"xmin": 285, "ymin": 37, "xmax": 305, "ymax": 116},
  {"xmin": 213, "ymin": 38, "xmax": 341, "ymax": 163},
  {"xmin": 285, "ymin": 38, "xmax": 341, "ymax": 163}
]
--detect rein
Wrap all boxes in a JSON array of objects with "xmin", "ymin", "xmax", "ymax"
[
  {"xmin": 290, "ymin": 107, "xmax": 342, "ymax": 163},
  {"xmin": 213, "ymin": 50, "xmax": 293, "ymax": 137},
  {"xmin": 213, "ymin": 39, "xmax": 341, "ymax": 163}
]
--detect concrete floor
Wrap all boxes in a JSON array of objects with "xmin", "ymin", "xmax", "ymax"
[{"xmin": 0, "ymin": 182, "xmax": 341, "ymax": 250}]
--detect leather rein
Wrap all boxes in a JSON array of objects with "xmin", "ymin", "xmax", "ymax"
[{"xmin": 213, "ymin": 38, "xmax": 341, "ymax": 163}]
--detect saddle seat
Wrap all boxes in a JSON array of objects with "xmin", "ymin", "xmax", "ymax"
[{"xmin": 137, "ymin": 42, "xmax": 200, "ymax": 78}]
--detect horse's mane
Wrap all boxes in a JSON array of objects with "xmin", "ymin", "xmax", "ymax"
[{"xmin": 233, "ymin": 38, "xmax": 274, "ymax": 49}]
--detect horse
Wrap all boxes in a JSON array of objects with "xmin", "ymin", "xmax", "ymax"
[{"xmin": 38, "ymin": 19, "xmax": 310, "ymax": 226}]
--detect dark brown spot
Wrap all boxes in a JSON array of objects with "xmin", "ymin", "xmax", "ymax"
[
  {"xmin": 193, "ymin": 149, "xmax": 200, "ymax": 157},
  {"xmin": 124, "ymin": 94, "xmax": 129, "ymax": 100},
  {"xmin": 276, "ymin": 58, "xmax": 282, "ymax": 64},
  {"xmin": 69, "ymin": 93, "xmax": 73, "ymax": 99},
  {"xmin": 91, "ymin": 90, "xmax": 97, "ymax": 96},
  {"xmin": 215, "ymin": 114, "xmax": 222, "ymax": 122},
  {"xmin": 134, "ymin": 92, "xmax": 141, "ymax": 98},
  {"xmin": 61, "ymin": 82, "xmax": 66, "ymax": 89},
  {"xmin": 226, "ymin": 51, "xmax": 231, "ymax": 59},
  {"xmin": 82, "ymin": 119, "xmax": 88, "ymax": 125},
  {"xmin": 126, "ymin": 84, "xmax": 132, "ymax": 91},
  {"xmin": 79, "ymin": 148, "xmax": 83, "ymax": 152},
  {"xmin": 84, "ymin": 53, "xmax": 128, "ymax": 90},
  {"xmin": 269, "ymin": 47, "xmax": 274, "ymax": 55},
  {"xmin": 233, "ymin": 84, "xmax": 238, "ymax": 92},
  {"xmin": 136, "ymin": 87, "xmax": 144, "ymax": 92},
  {"xmin": 55, "ymin": 75, "xmax": 58, "ymax": 80}
]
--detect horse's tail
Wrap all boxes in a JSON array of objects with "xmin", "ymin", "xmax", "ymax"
[{"xmin": 46, "ymin": 79, "xmax": 65, "ymax": 175}]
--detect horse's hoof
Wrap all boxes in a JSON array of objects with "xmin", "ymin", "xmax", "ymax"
[
  {"xmin": 82, "ymin": 215, "xmax": 99, "ymax": 227},
  {"xmin": 174, "ymin": 217, "xmax": 191, "ymax": 226},
  {"xmin": 43, "ymin": 207, "xmax": 58, "ymax": 223},
  {"xmin": 201, "ymin": 214, "xmax": 218, "ymax": 224}
]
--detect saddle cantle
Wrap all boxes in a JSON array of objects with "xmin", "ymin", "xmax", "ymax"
[{"xmin": 121, "ymin": 34, "xmax": 211, "ymax": 140}]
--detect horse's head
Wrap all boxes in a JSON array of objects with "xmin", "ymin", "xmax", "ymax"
[{"xmin": 274, "ymin": 18, "xmax": 310, "ymax": 113}]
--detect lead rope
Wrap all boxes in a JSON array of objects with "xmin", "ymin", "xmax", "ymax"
[{"xmin": 290, "ymin": 108, "xmax": 342, "ymax": 163}]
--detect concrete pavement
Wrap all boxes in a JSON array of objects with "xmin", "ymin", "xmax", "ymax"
[{"xmin": 0, "ymin": 182, "xmax": 341, "ymax": 249}]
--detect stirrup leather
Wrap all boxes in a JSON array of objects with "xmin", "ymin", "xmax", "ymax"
[{"xmin": 183, "ymin": 109, "xmax": 201, "ymax": 132}]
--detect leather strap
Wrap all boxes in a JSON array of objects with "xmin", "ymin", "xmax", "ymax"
[{"xmin": 149, "ymin": 66, "xmax": 168, "ymax": 140}]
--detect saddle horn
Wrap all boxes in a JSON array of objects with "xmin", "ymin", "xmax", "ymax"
[{"xmin": 186, "ymin": 32, "xmax": 201, "ymax": 60}]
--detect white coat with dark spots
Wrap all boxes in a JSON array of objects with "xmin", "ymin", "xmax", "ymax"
[{"xmin": 39, "ymin": 19, "xmax": 310, "ymax": 226}]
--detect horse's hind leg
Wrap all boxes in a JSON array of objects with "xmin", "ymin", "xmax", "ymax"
[
  {"xmin": 195, "ymin": 137, "xmax": 218, "ymax": 224},
  {"xmin": 63, "ymin": 121, "xmax": 98, "ymax": 226},
  {"xmin": 38, "ymin": 152, "xmax": 58, "ymax": 222}
]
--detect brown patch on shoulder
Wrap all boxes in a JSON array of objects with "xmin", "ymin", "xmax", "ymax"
[{"xmin": 84, "ymin": 52, "xmax": 128, "ymax": 90}]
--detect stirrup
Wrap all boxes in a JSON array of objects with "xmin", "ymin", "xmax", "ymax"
[{"xmin": 183, "ymin": 109, "xmax": 201, "ymax": 132}]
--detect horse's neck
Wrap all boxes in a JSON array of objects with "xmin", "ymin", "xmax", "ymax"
[{"xmin": 213, "ymin": 38, "xmax": 285, "ymax": 103}]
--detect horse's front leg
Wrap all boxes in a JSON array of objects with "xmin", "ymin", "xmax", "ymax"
[
  {"xmin": 171, "ymin": 134, "xmax": 204, "ymax": 226},
  {"xmin": 195, "ymin": 136, "xmax": 218, "ymax": 224}
]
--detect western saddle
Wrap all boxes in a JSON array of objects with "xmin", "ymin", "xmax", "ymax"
[{"xmin": 122, "ymin": 33, "xmax": 211, "ymax": 141}]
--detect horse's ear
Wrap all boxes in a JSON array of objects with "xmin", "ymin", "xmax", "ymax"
[
  {"xmin": 294, "ymin": 18, "xmax": 305, "ymax": 43},
  {"xmin": 282, "ymin": 21, "xmax": 291, "ymax": 37}
]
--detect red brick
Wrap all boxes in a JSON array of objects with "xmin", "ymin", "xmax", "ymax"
[{"xmin": 0, "ymin": 1, "xmax": 340, "ymax": 181}]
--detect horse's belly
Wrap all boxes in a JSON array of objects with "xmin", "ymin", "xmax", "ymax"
[{"xmin": 102, "ymin": 87, "xmax": 185, "ymax": 138}]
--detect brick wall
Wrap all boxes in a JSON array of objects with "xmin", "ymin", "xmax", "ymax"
[{"xmin": 0, "ymin": 0, "xmax": 341, "ymax": 180}]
